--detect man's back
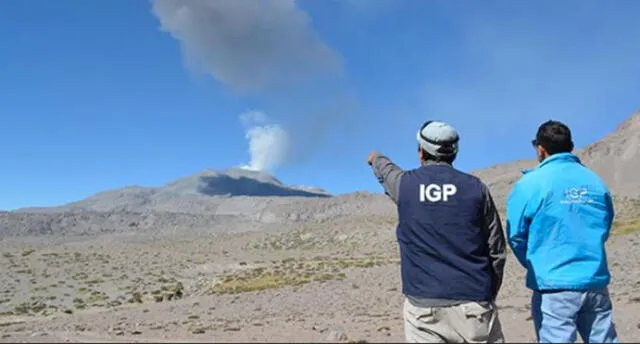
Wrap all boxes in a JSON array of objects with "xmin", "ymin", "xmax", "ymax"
[
  {"xmin": 368, "ymin": 119, "xmax": 506, "ymax": 343},
  {"xmin": 507, "ymin": 121, "xmax": 618, "ymax": 343},
  {"xmin": 510, "ymin": 152, "xmax": 614, "ymax": 291},
  {"xmin": 397, "ymin": 163, "xmax": 495, "ymax": 302}
]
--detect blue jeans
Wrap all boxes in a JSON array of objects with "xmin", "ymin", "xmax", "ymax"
[{"xmin": 532, "ymin": 287, "xmax": 619, "ymax": 343}]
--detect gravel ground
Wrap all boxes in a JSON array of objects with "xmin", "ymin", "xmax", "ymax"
[{"xmin": 1, "ymin": 227, "xmax": 639, "ymax": 343}]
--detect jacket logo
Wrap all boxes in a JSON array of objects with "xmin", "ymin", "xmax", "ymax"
[
  {"xmin": 419, "ymin": 184, "xmax": 457, "ymax": 202},
  {"xmin": 561, "ymin": 186, "xmax": 593, "ymax": 204}
]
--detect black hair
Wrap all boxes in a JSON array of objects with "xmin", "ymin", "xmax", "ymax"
[
  {"xmin": 533, "ymin": 120, "xmax": 574, "ymax": 155},
  {"xmin": 417, "ymin": 120, "xmax": 458, "ymax": 164},
  {"xmin": 418, "ymin": 145, "xmax": 456, "ymax": 164}
]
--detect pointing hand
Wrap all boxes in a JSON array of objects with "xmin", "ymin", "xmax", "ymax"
[{"xmin": 367, "ymin": 152, "xmax": 378, "ymax": 166}]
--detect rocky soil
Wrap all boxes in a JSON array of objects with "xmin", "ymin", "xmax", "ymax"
[{"xmin": 0, "ymin": 219, "xmax": 639, "ymax": 343}]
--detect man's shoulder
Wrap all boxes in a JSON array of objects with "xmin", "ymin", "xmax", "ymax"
[
  {"xmin": 451, "ymin": 167, "xmax": 487, "ymax": 187},
  {"xmin": 514, "ymin": 162, "xmax": 610, "ymax": 199},
  {"xmin": 539, "ymin": 160, "xmax": 608, "ymax": 187},
  {"xmin": 408, "ymin": 165, "xmax": 483, "ymax": 180},
  {"xmin": 510, "ymin": 170, "xmax": 543, "ymax": 199},
  {"xmin": 442, "ymin": 167, "xmax": 490, "ymax": 198},
  {"xmin": 570, "ymin": 164, "xmax": 609, "ymax": 188}
]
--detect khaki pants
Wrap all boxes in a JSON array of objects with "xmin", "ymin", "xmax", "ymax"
[{"xmin": 403, "ymin": 298, "xmax": 504, "ymax": 343}]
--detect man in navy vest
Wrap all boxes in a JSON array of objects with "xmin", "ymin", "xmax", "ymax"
[{"xmin": 367, "ymin": 120, "xmax": 506, "ymax": 343}]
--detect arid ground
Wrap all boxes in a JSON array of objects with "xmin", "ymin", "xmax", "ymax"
[{"xmin": 1, "ymin": 218, "xmax": 639, "ymax": 343}]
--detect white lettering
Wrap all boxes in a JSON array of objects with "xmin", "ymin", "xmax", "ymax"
[
  {"xmin": 419, "ymin": 183, "xmax": 457, "ymax": 202},
  {"xmin": 442, "ymin": 184, "xmax": 457, "ymax": 201}
]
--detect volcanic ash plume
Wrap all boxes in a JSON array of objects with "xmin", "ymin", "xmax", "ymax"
[
  {"xmin": 150, "ymin": 0, "xmax": 341, "ymax": 94},
  {"xmin": 239, "ymin": 111, "xmax": 291, "ymax": 172},
  {"xmin": 151, "ymin": 0, "xmax": 349, "ymax": 169}
]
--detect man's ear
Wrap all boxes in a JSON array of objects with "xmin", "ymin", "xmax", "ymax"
[{"xmin": 536, "ymin": 145, "xmax": 547, "ymax": 161}]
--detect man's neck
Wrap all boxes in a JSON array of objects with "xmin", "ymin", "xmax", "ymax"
[{"xmin": 421, "ymin": 159, "xmax": 452, "ymax": 166}]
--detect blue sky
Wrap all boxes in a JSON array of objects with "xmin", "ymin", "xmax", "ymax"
[{"xmin": 1, "ymin": 0, "xmax": 640, "ymax": 210}]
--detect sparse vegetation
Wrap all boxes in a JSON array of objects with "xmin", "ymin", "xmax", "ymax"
[
  {"xmin": 129, "ymin": 292, "xmax": 143, "ymax": 304},
  {"xmin": 206, "ymin": 256, "xmax": 398, "ymax": 295},
  {"xmin": 86, "ymin": 291, "xmax": 109, "ymax": 305},
  {"xmin": 10, "ymin": 301, "xmax": 54, "ymax": 316},
  {"xmin": 612, "ymin": 218, "xmax": 640, "ymax": 236},
  {"xmin": 85, "ymin": 278, "xmax": 105, "ymax": 285}
]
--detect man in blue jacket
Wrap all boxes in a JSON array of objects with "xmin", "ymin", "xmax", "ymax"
[
  {"xmin": 368, "ymin": 120, "xmax": 506, "ymax": 343},
  {"xmin": 506, "ymin": 120, "xmax": 619, "ymax": 343}
]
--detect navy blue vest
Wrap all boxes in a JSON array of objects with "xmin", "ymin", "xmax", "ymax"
[{"xmin": 396, "ymin": 164, "xmax": 494, "ymax": 301}]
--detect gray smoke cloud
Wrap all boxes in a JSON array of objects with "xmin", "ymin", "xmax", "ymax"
[
  {"xmin": 151, "ymin": 0, "xmax": 351, "ymax": 172},
  {"xmin": 150, "ymin": 0, "xmax": 342, "ymax": 94}
]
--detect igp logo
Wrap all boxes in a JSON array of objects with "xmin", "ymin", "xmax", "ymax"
[{"xmin": 419, "ymin": 184, "xmax": 457, "ymax": 202}]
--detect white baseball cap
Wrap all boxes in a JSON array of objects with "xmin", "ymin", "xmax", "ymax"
[{"xmin": 416, "ymin": 120, "xmax": 459, "ymax": 157}]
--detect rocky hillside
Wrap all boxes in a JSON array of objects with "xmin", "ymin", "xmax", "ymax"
[
  {"xmin": 16, "ymin": 168, "xmax": 331, "ymax": 214},
  {"xmin": 1, "ymin": 112, "xmax": 639, "ymax": 237},
  {"xmin": 0, "ymin": 167, "xmax": 394, "ymax": 237}
]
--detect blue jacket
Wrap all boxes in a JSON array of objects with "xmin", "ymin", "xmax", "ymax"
[{"xmin": 506, "ymin": 153, "xmax": 614, "ymax": 291}]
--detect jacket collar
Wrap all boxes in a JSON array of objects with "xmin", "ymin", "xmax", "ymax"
[
  {"xmin": 422, "ymin": 160, "xmax": 452, "ymax": 167},
  {"xmin": 521, "ymin": 152, "xmax": 580, "ymax": 175}
]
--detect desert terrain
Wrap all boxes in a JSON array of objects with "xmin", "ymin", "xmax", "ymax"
[{"xmin": 1, "ymin": 112, "xmax": 639, "ymax": 343}]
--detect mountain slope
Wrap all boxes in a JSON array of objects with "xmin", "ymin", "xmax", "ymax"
[
  {"xmin": 2, "ymin": 167, "xmax": 393, "ymax": 236},
  {"xmin": 16, "ymin": 168, "xmax": 331, "ymax": 214},
  {"xmin": 2, "ymin": 111, "xmax": 639, "ymax": 236},
  {"xmin": 579, "ymin": 112, "xmax": 640, "ymax": 198}
]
